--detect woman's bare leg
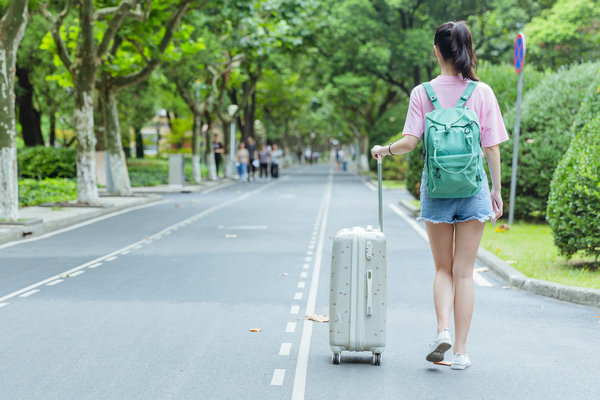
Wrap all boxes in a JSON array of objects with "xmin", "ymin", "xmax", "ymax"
[
  {"xmin": 425, "ymin": 222, "xmax": 455, "ymax": 333},
  {"xmin": 452, "ymin": 219, "xmax": 485, "ymax": 354}
]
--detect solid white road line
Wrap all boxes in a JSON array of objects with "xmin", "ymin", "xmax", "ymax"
[
  {"xmin": 279, "ymin": 343, "xmax": 292, "ymax": 356},
  {"xmin": 285, "ymin": 322, "xmax": 297, "ymax": 333},
  {"xmin": 389, "ymin": 203, "xmax": 492, "ymax": 287},
  {"xmin": 105, "ymin": 256, "xmax": 117, "ymax": 262},
  {"xmin": 0, "ymin": 179, "xmax": 285, "ymax": 305},
  {"xmin": 19, "ymin": 290, "xmax": 39, "ymax": 298},
  {"xmin": 270, "ymin": 369, "xmax": 286, "ymax": 386},
  {"xmin": 364, "ymin": 181, "xmax": 377, "ymax": 192},
  {"xmin": 88, "ymin": 263, "xmax": 102, "ymax": 269},
  {"xmin": 473, "ymin": 272, "xmax": 493, "ymax": 287},
  {"xmin": 292, "ymin": 170, "xmax": 333, "ymax": 400},
  {"xmin": 388, "ymin": 203, "xmax": 429, "ymax": 242},
  {"xmin": 68, "ymin": 271, "xmax": 85, "ymax": 277},
  {"xmin": 294, "ymin": 292, "xmax": 303, "ymax": 300},
  {"xmin": 120, "ymin": 250, "xmax": 130, "ymax": 255},
  {"xmin": 46, "ymin": 279, "xmax": 63, "ymax": 286},
  {"xmin": 0, "ymin": 200, "xmax": 169, "ymax": 250}
]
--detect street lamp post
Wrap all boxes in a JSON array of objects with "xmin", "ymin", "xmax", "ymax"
[{"xmin": 226, "ymin": 104, "xmax": 239, "ymax": 178}]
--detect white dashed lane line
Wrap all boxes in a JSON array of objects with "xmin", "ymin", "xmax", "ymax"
[
  {"xmin": 285, "ymin": 322, "xmax": 297, "ymax": 333},
  {"xmin": 290, "ymin": 305, "xmax": 300, "ymax": 315},
  {"xmin": 46, "ymin": 279, "xmax": 63, "ymax": 286},
  {"xmin": 279, "ymin": 343, "xmax": 292, "ymax": 356},
  {"xmin": 297, "ymin": 281, "xmax": 306, "ymax": 289},
  {"xmin": 294, "ymin": 292, "xmax": 303, "ymax": 300},
  {"xmin": 88, "ymin": 263, "xmax": 102, "ymax": 269},
  {"xmin": 19, "ymin": 290, "xmax": 39, "ymax": 298},
  {"xmin": 270, "ymin": 369, "xmax": 286, "ymax": 386},
  {"xmin": 0, "ymin": 303, "xmax": 9, "ymax": 308}
]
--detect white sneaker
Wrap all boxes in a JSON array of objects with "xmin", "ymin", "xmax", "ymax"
[
  {"xmin": 451, "ymin": 353, "xmax": 471, "ymax": 370},
  {"xmin": 426, "ymin": 328, "xmax": 452, "ymax": 362}
]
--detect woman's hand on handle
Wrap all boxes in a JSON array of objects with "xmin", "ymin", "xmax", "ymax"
[
  {"xmin": 491, "ymin": 189, "xmax": 503, "ymax": 220},
  {"xmin": 371, "ymin": 145, "xmax": 385, "ymax": 160}
]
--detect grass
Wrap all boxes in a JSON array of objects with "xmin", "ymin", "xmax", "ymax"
[
  {"xmin": 18, "ymin": 178, "xmax": 77, "ymax": 207},
  {"xmin": 404, "ymin": 198, "xmax": 599, "ymax": 289},
  {"xmin": 383, "ymin": 180, "xmax": 406, "ymax": 190},
  {"xmin": 481, "ymin": 220, "xmax": 599, "ymax": 289}
]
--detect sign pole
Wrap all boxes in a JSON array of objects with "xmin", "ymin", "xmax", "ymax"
[{"xmin": 508, "ymin": 33, "xmax": 525, "ymax": 226}]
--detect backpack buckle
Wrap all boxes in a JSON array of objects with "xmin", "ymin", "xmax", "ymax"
[{"xmin": 445, "ymin": 124, "xmax": 451, "ymax": 131}]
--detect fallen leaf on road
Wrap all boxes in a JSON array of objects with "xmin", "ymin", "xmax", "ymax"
[
  {"xmin": 280, "ymin": 273, "xmax": 289, "ymax": 277},
  {"xmin": 144, "ymin": 236, "xmax": 150, "ymax": 240},
  {"xmin": 474, "ymin": 267, "xmax": 489, "ymax": 273},
  {"xmin": 305, "ymin": 314, "xmax": 329, "ymax": 323},
  {"xmin": 175, "ymin": 204, "xmax": 184, "ymax": 208},
  {"xmin": 249, "ymin": 328, "xmax": 263, "ymax": 332}
]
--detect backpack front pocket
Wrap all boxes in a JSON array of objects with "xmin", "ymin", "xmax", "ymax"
[{"xmin": 427, "ymin": 153, "xmax": 481, "ymax": 198}]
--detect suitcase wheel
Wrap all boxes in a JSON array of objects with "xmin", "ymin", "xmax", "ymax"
[
  {"xmin": 373, "ymin": 353, "xmax": 382, "ymax": 366},
  {"xmin": 332, "ymin": 352, "xmax": 341, "ymax": 365}
]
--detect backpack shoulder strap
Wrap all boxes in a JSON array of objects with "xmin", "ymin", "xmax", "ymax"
[
  {"xmin": 456, "ymin": 81, "xmax": 478, "ymax": 108},
  {"xmin": 422, "ymin": 82, "xmax": 441, "ymax": 110}
]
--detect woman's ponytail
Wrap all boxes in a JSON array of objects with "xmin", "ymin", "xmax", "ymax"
[{"xmin": 434, "ymin": 21, "xmax": 479, "ymax": 81}]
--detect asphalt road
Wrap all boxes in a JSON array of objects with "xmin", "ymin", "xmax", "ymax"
[{"xmin": 0, "ymin": 163, "xmax": 598, "ymax": 400}]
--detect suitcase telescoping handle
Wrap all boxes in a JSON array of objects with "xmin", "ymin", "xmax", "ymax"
[{"xmin": 377, "ymin": 155, "xmax": 383, "ymax": 233}]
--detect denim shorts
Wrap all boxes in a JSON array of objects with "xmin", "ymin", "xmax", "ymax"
[{"xmin": 418, "ymin": 172, "xmax": 495, "ymax": 225}]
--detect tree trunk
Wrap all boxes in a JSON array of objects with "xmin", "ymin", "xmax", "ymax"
[
  {"xmin": 192, "ymin": 112, "xmax": 201, "ymax": 183},
  {"xmin": 358, "ymin": 134, "xmax": 369, "ymax": 171},
  {"xmin": 16, "ymin": 65, "xmax": 43, "ymax": 147},
  {"xmin": 205, "ymin": 116, "xmax": 217, "ymax": 181},
  {"xmin": 49, "ymin": 112, "xmax": 56, "ymax": 147},
  {"xmin": 100, "ymin": 84, "xmax": 132, "ymax": 195},
  {"xmin": 73, "ymin": 86, "xmax": 99, "ymax": 204},
  {"xmin": 0, "ymin": 1, "xmax": 29, "ymax": 220},
  {"xmin": 134, "ymin": 125, "xmax": 144, "ymax": 158}
]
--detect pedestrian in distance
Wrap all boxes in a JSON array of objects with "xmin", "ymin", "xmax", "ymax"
[
  {"xmin": 235, "ymin": 142, "xmax": 250, "ymax": 182},
  {"xmin": 246, "ymin": 136, "xmax": 258, "ymax": 181},
  {"xmin": 270, "ymin": 143, "xmax": 283, "ymax": 179},
  {"xmin": 213, "ymin": 134, "xmax": 224, "ymax": 178},
  {"xmin": 258, "ymin": 143, "xmax": 270, "ymax": 180},
  {"xmin": 371, "ymin": 20, "xmax": 508, "ymax": 370}
]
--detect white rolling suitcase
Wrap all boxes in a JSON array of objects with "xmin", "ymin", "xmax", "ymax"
[{"xmin": 329, "ymin": 156, "xmax": 386, "ymax": 366}]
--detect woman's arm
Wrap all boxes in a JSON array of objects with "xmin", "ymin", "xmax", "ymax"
[
  {"xmin": 483, "ymin": 145, "xmax": 503, "ymax": 220},
  {"xmin": 370, "ymin": 135, "xmax": 419, "ymax": 158}
]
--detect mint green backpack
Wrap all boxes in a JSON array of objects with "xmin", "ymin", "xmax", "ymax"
[{"xmin": 422, "ymin": 81, "xmax": 484, "ymax": 198}]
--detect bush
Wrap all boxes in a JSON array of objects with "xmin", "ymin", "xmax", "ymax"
[
  {"xmin": 127, "ymin": 157, "xmax": 207, "ymax": 187},
  {"xmin": 547, "ymin": 116, "xmax": 600, "ymax": 259},
  {"xmin": 18, "ymin": 147, "xmax": 77, "ymax": 179},
  {"xmin": 380, "ymin": 131, "xmax": 408, "ymax": 181},
  {"xmin": 501, "ymin": 61, "xmax": 600, "ymax": 219},
  {"xmin": 18, "ymin": 178, "xmax": 77, "ymax": 207},
  {"xmin": 405, "ymin": 140, "xmax": 423, "ymax": 198}
]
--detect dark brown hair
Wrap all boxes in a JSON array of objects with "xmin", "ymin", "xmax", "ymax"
[{"xmin": 434, "ymin": 21, "xmax": 479, "ymax": 81}]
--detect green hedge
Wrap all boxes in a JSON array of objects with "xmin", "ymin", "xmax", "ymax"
[
  {"xmin": 127, "ymin": 158, "xmax": 207, "ymax": 187},
  {"xmin": 18, "ymin": 178, "xmax": 77, "ymax": 207},
  {"xmin": 18, "ymin": 147, "xmax": 76, "ymax": 179},
  {"xmin": 502, "ymin": 62, "xmax": 600, "ymax": 219},
  {"xmin": 547, "ymin": 115, "xmax": 600, "ymax": 259}
]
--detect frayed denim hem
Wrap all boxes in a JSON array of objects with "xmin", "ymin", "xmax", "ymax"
[{"xmin": 417, "ymin": 213, "xmax": 496, "ymax": 226}]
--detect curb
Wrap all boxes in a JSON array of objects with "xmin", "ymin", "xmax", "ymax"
[
  {"xmin": 396, "ymin": 198, "xmax": 600, "ymax": 309},
  {"xmin": 0, "ymin": 196, "xmax": 162, "ymax": 245}
]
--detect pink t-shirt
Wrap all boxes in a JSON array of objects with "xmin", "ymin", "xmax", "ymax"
[{"xmin": 402, "ymin": 75, "xmax": 509, "ymax": 148}]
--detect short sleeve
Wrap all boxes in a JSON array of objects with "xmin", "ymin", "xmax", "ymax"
[
  {"xmin": 478, "ymin": 84, "xmax": 509, "ymax": 148},
  {"xmin": 402, "ymin": 86, "xmax": 426, "ymax": 139}
]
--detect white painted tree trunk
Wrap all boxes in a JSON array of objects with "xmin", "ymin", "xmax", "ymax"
[
  {"xmin": 73, "ymin": 90, "xmax": 100, "ymax": 204},
  {"xmin": 0, "ymin": 2, "xmax": 29, "ymax": 220},
  {"xmin": 206, "ymin": 153, "xmax": 218, "ymax": 181},
  {"xmin": 103, "ymin": 89, "xmax": 132, "ymax": 195},
  {"xmin": 192, "ymin": 155, "xmax": 201, "ymax": 183},
  {"xmin": 0, "ymin": 146, "xmax": 18, "ymax": 220}
]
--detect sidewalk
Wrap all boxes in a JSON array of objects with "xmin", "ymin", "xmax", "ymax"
[
  {"xmin": 394, "ymin": 191, "xmax": 600, "ymax": 308},
  {"xmin": 0, "ymin": 179, "xmax": 235, "ymax": 246}
]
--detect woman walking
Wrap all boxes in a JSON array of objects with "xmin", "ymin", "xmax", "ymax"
[
  {"xmin": 235, "ymin": 142, "xmax": 250, "ymax": 182},
  {"xmin": 371, "ymin": 21, "xmax": 508, "ymax": 370}
]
